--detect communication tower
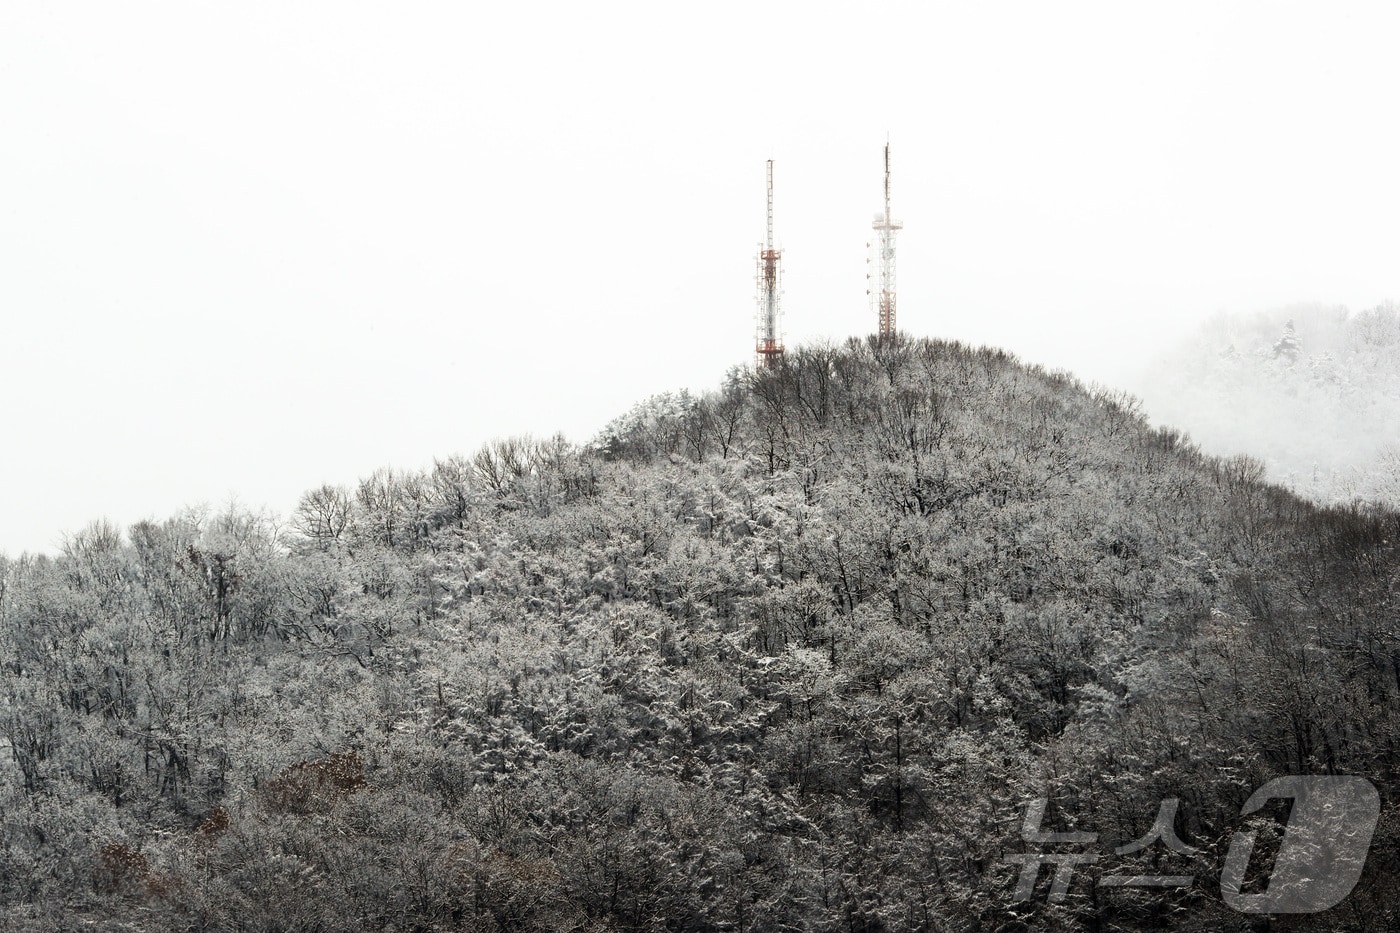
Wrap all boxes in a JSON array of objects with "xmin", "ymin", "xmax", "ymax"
[
  {"xmin": 868, "ymin": 142, "xmax": 902, "ymax": 339},
  {"xmin": 755, "ymin": 160, "xmax": 784, "ymax": 368}
]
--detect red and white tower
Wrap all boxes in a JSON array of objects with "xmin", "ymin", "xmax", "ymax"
[
  {"xmin": 755, "ymin": 159, "xmax": 784, "ymax": 368},
  {"xmin": 868, "ymin": 142, "xmax": 902, "ymax": 339}
]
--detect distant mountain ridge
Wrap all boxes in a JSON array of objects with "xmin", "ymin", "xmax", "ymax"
[{"xmin": 1129, "ymin": 303, "xmax": 1400, "ymax": 506}]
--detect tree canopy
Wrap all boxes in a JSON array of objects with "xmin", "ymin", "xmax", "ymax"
[{"xmin": 2, "ymin": 336, "xmax": 1395, "ymax": 931}]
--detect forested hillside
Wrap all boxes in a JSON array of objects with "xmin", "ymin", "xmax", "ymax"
[{"xmin": 2, "ymin": 337, "xmax": 1396, "ymax": 931}]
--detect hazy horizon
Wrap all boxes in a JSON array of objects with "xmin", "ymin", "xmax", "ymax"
[{"xmin": 5, "ymin": 2, "xmax": 1400, "ymax": 555}]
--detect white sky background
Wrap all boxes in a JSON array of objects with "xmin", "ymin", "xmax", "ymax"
[{"xmin": 2, "ymin": 1, "xmax": 1398, "ymax": 556}]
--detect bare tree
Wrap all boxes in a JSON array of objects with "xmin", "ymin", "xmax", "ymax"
[{"xmin": 294, "ymin": 484, "xmax": 353, "ymax": 548}]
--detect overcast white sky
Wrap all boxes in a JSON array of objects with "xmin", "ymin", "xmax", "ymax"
[{"xmin": 3, "ymin": 1, "xmax": 1399, "ymax": 555}]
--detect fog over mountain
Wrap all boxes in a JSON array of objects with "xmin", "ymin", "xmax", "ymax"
[
  {"xmin": 8, "ymin": 3, "xmax": 1400, "ymax": 558},
  {"xmin": 1126, "ymin": 303, "xmax": 1400, "ymax": 506}
]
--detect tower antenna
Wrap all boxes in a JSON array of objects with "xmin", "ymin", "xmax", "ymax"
[
  {"xmin": 755, "ymin": 159, "xmax": 784, "ymax": 368},
  {"xmin": 869, "ymin": 140, "xmax": 902, "ymax": 339}
]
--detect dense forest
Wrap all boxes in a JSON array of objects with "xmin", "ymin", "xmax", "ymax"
[{"xmin": 1, "ymin": 336, "xmax": 1396, "ymax": 931}]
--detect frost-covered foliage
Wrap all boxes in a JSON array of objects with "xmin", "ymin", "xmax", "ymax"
[
  {"xmin": 0, "ymin": 336, "xmax": 1396, "ymax": 931},
  {"xmin": 1130, "ymin": 303, "xmax": 1400, "ymax": 506}
]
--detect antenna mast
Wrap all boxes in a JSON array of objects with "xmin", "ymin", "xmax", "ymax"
[
  {"xmin": 755, "ymin": 159, "xmax": 784, "ymax": 368},
  {"xmin": 869, "ymin": 141, "xmax": 902, "ymax": 339}
]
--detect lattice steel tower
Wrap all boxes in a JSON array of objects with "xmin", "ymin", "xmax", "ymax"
[
  {"xmin": 868, "ymin": 142, "xmax": 902, "ymax": 339},
  {"xmin": 755, "ymin": 159, "xmax": 784, "ymax": 368}
]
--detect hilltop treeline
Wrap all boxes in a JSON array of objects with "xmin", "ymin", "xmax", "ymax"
[{"xmin": 1, "ymin": 337, "xmax": 1396, "ymax": 931}]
